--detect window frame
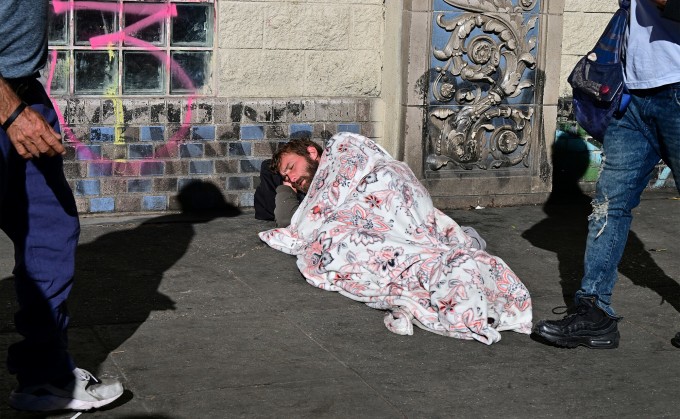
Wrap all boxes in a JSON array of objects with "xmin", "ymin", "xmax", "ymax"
[{"xmin": 46, "ymin": 0, "xmax": 215, "ymax": 97}]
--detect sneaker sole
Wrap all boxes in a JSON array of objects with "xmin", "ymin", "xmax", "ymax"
[
  {"xmin": 533, "ymin": 329, "xmax": 620, "ymax": 349},
  {"xmin": 9, "ymin": 391, "xmax": 124, "ymax": 412}
]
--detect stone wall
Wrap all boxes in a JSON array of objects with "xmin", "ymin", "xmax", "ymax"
[{"xmin": 57, "ymin": 97, "xmax": 378, "ymax": 213}]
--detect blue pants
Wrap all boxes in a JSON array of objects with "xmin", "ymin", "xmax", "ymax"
[
  {"xmin": 575, "ymin": 83, "xmax": 680, "ymax": 317},
  {"xmin": 0, "ymin": 82, "xmax": 80, "ymax": 387}
]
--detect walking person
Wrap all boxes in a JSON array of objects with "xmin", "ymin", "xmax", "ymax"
[
  {"xmin": 1, "ymin": 0, "xmax": 124, "ymax": 411},
  {"xmin": 533, "ymin": 0, "xmax": 680, "ymax": 349}
]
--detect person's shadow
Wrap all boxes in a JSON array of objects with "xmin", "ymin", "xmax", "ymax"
[
  {"xmin": 522, "ymin": 133, "xmax": 680, "ymax": 312},
  {"xmin": 0, "ymin": 180, "xmax": 240, "ymax": 412}
]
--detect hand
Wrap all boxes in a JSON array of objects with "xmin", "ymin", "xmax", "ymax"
[
  {"xmin": 5, "ymin": 105, "xmax": 64, "ymax": 159},
  {"xmin": 282, "ymin": 179, "xmax": 297, "ymax": 192}
]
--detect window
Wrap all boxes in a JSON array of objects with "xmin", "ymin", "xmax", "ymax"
[{"xmin": 44, "ymin": 0, "xmax": 214, "ymax": 96}]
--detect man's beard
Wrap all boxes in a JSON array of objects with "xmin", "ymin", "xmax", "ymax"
[{"xmin": 293, "ymin": 156, "xmax": 319, "ymax": 193}]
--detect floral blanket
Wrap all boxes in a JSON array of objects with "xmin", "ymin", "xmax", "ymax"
[{"xmin": 259, "ymin": 133, "xmax": 532, "ymax": 344}]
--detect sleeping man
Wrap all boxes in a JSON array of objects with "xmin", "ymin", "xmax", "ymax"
[
  {"xmin": 257, "ymin": 132, "xmax": 532, "ymax": 344},
  {"xmin": 254, "ymin": 138, "xmax": 487, "ymax": 249}
]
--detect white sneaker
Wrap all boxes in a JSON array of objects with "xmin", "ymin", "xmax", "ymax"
[{"xmin": 9, "ymin": 368, "xmax": 124, "ymax": 411}]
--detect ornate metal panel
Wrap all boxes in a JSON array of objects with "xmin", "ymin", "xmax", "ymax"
[{"xmin": 427, "ymin": 0, "xmax": 540, "ymax": 173}]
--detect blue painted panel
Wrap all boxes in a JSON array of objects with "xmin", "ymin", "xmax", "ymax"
[
  {"xmin": 189, "ymin": 160, "xmax": 214, "ymax": 174},
  {"xmin": 128, "ymin": 144, "xmax": 154, "ymax": 159},
  {"xmin": 142, "ymin": 195, "xmax": 167, "ymax": 211},
  {"xmin": 337, "ymin": 123, "xmax": 361, "ymax": 134},
  {"xmin": 240, "ymin": 125, "xmax": 264, "ymax": 140},
  {"xmin": 75, "ymin": 180, "xmax": 100, "ymax": 196},
  {"xmin": 290, "ymin": 123, "xmax": 313, "ymax": 139},
  {"xmin": 228, "ymin": 142, "xmax": 252, "ymax": 156},
  {"xmin": 192, "ymin": 125, "xmax": 216, "ymax": 140},
  {"xmin": 90, "ymin": 127, "xmax": 116, "ymax": 142},
  {"xmin": 90, "ymin": 197, "xmax": 114, "ymax": 212},
  {"xmin": 128, "ymin": 179, "xmax": 153, "ymax": 193},
  {"xmin": 76, "ymin": 145, "xmax": 102, "ymax": 160},
  {"xmin": 180, "ymin": 143, "xmax": 204, "ymax": 158},
  {"xmin": 140, "ymin": 126, "xmax": 165, "ymax": 141}
]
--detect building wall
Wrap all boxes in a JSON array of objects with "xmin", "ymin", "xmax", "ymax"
[
  {"xmin": 49, "ymin": 0, "xmax": 388, "ymax": 214},
  {"xmin": 46, "ymin": 1, "xmax": 676, "ymax": 216},
  {"xmin": 559, "ymin": 1, "xmax": 618, "ymax": 97}
]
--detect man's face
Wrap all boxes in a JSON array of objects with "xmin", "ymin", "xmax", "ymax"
[{"xmin": 279, "ymin": 151, "xmax": 319, "ymax": 193}]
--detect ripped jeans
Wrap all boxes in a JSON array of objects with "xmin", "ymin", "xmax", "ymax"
[{"xmin": 575, "ymin": 83, "xmax": 680, "ymax": 318}]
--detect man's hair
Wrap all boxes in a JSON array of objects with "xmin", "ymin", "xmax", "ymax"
[{"xmin": 270, "ymin": 139, "xmax": 323, "ymax": 173}]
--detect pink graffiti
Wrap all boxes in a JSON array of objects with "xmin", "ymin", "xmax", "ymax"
[{"xmin": 48, "ymin": 1, "xmax": 203, "ymax": 165}]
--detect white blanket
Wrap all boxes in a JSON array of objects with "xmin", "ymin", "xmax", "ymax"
[{"xmin": 259, "ymin": 133, "xmax": 532, "ymax": 344}]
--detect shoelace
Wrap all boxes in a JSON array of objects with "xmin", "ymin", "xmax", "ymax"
[
  {"xmin": 74, "ymin": 368, "xmax": 100, "ymax": 384},
  {"xmin": 551, "ymin": 305, "xmax": 568, "ymax": 315},
  {"xmin": 549, "ymin": 304, "xmax": 591, "ymax": 326}
]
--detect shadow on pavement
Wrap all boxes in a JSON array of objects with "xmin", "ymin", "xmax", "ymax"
[{"xmin": 522, "ymin": 135, "xmax": 680, "ymax": 312}]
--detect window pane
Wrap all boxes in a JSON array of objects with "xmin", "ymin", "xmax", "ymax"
[
  {"xmin": 123, "ymin": 51, "xmax": 163, "ymax": 94},
  {"xmin": 171, "ymin": 4, "xmax": 212, "ymax": 47},
  {"xmin": 75, "ymin": 51, "xmax": 118, "ymax": 94},
  {"xmin": 170, "ymin": 51, "xmax": 212, "ymax": 94},
  {"xmin": 40, "ymin": 51, "xmax": 69, "ymax": 95},
  {"xmin": 48, "ymin": 5, "xmax": 68, "ymax": 45},
  {"xmin": 124, "ymin": 2, "xmax": 164, "ymax": 46},
  {"xmin": 75, "ymin": 9, "xmax": 117, "ymax": 46}
]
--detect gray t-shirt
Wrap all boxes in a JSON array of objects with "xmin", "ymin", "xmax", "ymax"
[{"xmin": 0, "ymin": 0, "xmax": 48, "ymax": 79}]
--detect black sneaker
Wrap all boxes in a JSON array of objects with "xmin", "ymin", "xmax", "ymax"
[{"xmin": 532, "ymin": 298, "xmax": 620, "ymax": 349}]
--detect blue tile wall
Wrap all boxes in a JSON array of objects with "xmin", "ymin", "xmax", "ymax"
[
  {"xmin": 129, "ymin": 144, "xmax": 154, "ymax": 159},
  {"xmin": 56, "ymin": 98, "xmax": 374, "ymax": 215},
  {"xmin": 76, "ymin": 145, "xmax": 102, "ymax": 160},
  {"xmin": 228, "ymin": 142, "xmax": 251, "ymax": 156},
  {"xmin": 189, "ymin": 160, "xmax": 214, "ymax": 174},
  {"xmin": 88, "ymin": 162, "xmax": 113, "ymax": 177},
  {"xmin": 227, "ymin": 177, "xmax": 251, "ymax": 190},
  {"xmin": 192, "ymin": 126, "xmax": 215, "ymax": 140},
  {"xmin": 75, "ymin": 179, "xmax": 100, "ymax": 196},
  {"xmin": 142, "ymin": 195, "xmax": 167, "ymax": 211},
  {"xmin": 240, "ymin": 159, "xmax": 264, "ymax": 173},
  {"xmin": 240, "ymin": 192, "xmax": 254, "ymax": 207},
  {"xmin": 90, "ymin": 127, "xmax": 116, "ymax": 142},
  {"xmin": 290, "ymin": 123, "xmax": 313, "ymax": 139},
  {"xmin": 180, "ymin": 143, "xmax": 204, "ymax": 158},
  {"xmin": 90, "ymin": 197, "xmax": 114, "ymax": 212},
  {"xmin": 128, "ymin": 179, "xmax": 153, "ymax": 193},
  {"xmin": 140, "ymin": 126, "xmax": 165, "ymax": 141},
  {"xmin": 337, "ymin": 123, "xmax": 361, "ymax": 134},
  {"xmin": 140, "ymin": 161, "xmax": 165, "ymax": 176},
  {"xmin": 240, "ymin": 125, "xmax": 265, "ymax": 140}
]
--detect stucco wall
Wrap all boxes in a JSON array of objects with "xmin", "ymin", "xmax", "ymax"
[
  {"xmin": 559, "ymin": 0, "xmax": 619, "ymax": 97},
  {"xmin": 216, "ymin": 0, "xmax": 385, "ymax": 99}
]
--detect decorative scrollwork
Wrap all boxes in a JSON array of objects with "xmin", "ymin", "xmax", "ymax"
[{"xmin": 427, "ymin": 0, "xmax": 538, "ymax": 171}]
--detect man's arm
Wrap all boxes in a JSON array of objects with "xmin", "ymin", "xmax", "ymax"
[
  {"xmin": 254, "ymin": 159, "xmax": 281, "ymax": 220},
  {"xmin": 274, "ymin": 184, "xmax": 300, "ymax": 227},
  {"xmin": 0, "ymin": 76, "xmax": 64, "ymax": 159}
]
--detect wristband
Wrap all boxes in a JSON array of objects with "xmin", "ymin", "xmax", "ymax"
[{"xmin": 2, "ymin": 101, "xmax": 27, "ymax": 132}]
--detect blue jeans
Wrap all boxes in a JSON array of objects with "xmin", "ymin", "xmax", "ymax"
[
  {"xmin": 575, "ymin": 83, "xmax": 680, "ymax": 317},
  {"xmin": 0, "ymin": 80, "xmax": 80, "ymax": 387}
]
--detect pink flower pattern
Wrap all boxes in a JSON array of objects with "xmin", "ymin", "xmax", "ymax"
[{"xmin": 259, "ymin": 133, "xmax": 532, "ymax": 344}]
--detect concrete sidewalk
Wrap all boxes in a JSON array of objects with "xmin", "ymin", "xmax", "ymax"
[{"xmin": 1, "ymin": 189, "xmax": 679, "ymax": 418}]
